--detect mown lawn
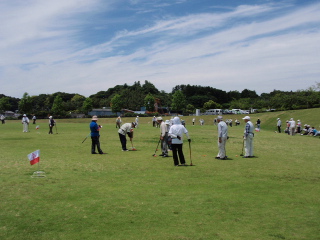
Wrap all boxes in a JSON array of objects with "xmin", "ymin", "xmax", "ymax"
[{"xmin": 0, "ymin": 110, "xmax": 319, "ymax": 239}]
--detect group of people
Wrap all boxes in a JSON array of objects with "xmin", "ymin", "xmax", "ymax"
[
  {"xmin": 19, "ymin": 114, "xmax": 55, "ymax": 134},
  {"xmin": 276, "ymin": 118, "xmax": 319, "ymax": 137},
  {"xmin": 156, "ymin": 116, "xmax": 191, "ymax": 166},
  {"xmin": 92, "ymin": 115, "xmax": 191, "ymax": 166},
  {"xmin": 300, "ymin": 124, "xmax": 319, "ymax": 136},
  {"xmin": 215, "ymin": 115, "xmax": 255, "ymax": 160}
]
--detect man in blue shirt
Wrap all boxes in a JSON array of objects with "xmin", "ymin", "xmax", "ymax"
[{"xmin": 90, "ymin": 115, "xmax": 104, "ymax": 154}]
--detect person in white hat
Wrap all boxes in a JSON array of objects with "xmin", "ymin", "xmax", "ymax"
[
  {"xmin": 296, "ymin": 120, "xmax": 301, "ymax": 133},
  {"xmin": 90, "ymin": 115, "xmax": 104, "ymax": 154},
  {"xmin": 215, "ymin": 116, "xmax": 228, "ymax": 160},
  {"xmin": 116, "ymin": 116, "xmax": 122, "ymax": 128},
  {"xmin": 289, "ymin": 118, "xmax": 296, "ymax": 136},
  {"xmin": 157, "ymin": 117, "xmax": 169, "ymax": 157},
  {"xmin": 165, "ymin": 120, "xmax": 172, "ymax": 150},
  {"xmin": 21, "ymin": 114, "xmax": 29, "ymax": 132},
  {"xmin": 118, "ymin": 122, "xmax": 136, "ymax": 151},
  {"xmin": 168, "ymin": 117, "xmax": 191, "ymax": 166},
  {"xmin": 277, "ymin": 118, "xmax": 281, "ymax": 133},
  {"xmin": 242, "ymin": 116, "xmax": 254, "ymax": 158},
  {"xmin": 48, "ymin": 116, "xmax": 55, "ymax": 134},
  {"xmin": 152, "ymin": 116, "xmax": 157, "ymax": 127}
]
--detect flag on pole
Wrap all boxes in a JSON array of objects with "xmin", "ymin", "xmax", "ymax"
[{"xmin": 27, "ymin": 150, "xmax": 40, "ymax": 165}]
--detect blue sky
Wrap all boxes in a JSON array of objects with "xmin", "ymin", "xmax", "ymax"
[{"xmin": 1, "ymin": 0, "xmax": 319, "ymax": 98}]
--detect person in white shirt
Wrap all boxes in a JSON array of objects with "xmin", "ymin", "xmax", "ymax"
[
  {"xmin": 0, "ymin": 115, "xmax": 5, "ymax": 124},
  {"xmin": 277, "ymin": 118, "xmax": 281, "ymax": 133},
  {"xmin": 168, "ymin": 117, "xmax": 191, "ymax": 166},
  {"xmin": 32, "ymin": 115, "xmax": 36, "ymax": 124},
  {"xmin": 296, "ymin": 120, "xmax": 301, "ymax": 133},
  {"xmin": 157, "ymin": 117, "xmax": 169, "ymax": 157},
  {"xmin": 118, "ymin": 122, "xmax": 136, "ymax": 151},
  {"xmin": 116, "ymin": 116, "xmax": 122, "ymax": 128},
  {"xmin": 215, "ymin": 116, "xmax": 228, "ymax": 160},
  {"xmin": 289, "ymin": 118, "xmax": 296, "ymax": 136},
  {"xmin": 242, "ymin": 116, "xmax": 255, "ymax": 158},
  {"xmin": 21, "ymin": 114, "xmax": 29, "ymax": 132},
  {"xmin": 135, "ymin": 116, "xmax": 139, "ymax": 128}
]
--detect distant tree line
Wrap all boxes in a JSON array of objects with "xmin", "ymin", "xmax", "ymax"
[{"xmin": 0, "ymin": 81, "xmax": 319, "ymax": 118}]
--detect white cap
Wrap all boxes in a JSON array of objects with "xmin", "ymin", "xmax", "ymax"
[
  {"xmin": 165, "ymin": 120, "xmax": 170, "ymax": 125},
  {"xmin": 217, "ymin": 115, "xmax": 223, "ymax": 120},
  {"xmin": 23, "ymin": 114, "xmax": 26, "ymax": 117},
  {"xmin": 157, "ymin": 117, "xmax": 162, "ymax": 121},
  {"xmin": 242, "ymin": 116, "xmax": 250, "ymax": 120}
]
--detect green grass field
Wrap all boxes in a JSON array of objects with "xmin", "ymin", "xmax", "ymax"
[{"xmin": 1, "ymin": 109, "xmax": 319, "ymax": 240}]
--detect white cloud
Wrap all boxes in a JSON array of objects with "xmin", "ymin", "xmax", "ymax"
[{"xmin": 1, "ymin": 1, "xmax": 320, "ymax": 98}]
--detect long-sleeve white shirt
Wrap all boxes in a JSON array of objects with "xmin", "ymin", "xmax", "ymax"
[
  {"xmin": 218, "ymin": 121, "xmax": 228, "ymax": 138},
  {"xmin": 168, "ymin": 117, "xmax": 189, "ymax": 144}
]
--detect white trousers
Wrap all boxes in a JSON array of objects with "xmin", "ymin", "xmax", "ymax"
[
  {"xmin": 23, "ymin": 123, "xmax": 29, "ymax": 132},
  {"xmin": 244, "ymin": 134, "xmax": 254, "ymax": 157},
  {"xmin": 217, "ymin": 137, "xmax": 227, "ymax": 158},
  {"xmin": 290, "ymin": 127, "xmax": 295, "ymax": 136}
]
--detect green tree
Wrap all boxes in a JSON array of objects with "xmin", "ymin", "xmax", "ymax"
[
  {"xmin": 0, "ymin": 97, "xmax": 12, "ymax": 112},
  {"xmin": 18, "ymin": 92, "xmax": 32, "ymax": 114},
  {"xmin": 51, "ymin": 95, "xmax": 64, "ymax": 116},
  {"xmin": 144, "ymin": 93, "xmax": 155, "ymax": 112},
  {"xmin": 186, "ymin": 104, "xmax": 195, "ymax": 114},
  {"xmin": 203, "ymin": 100, "xmax": 221, "ymax": 110},
  {"xmin": 71, "ymin": 94, "xmax": 86, "ymax": 111},
  {"xmin": 110, "ymin": 94, "xmax": 123, "ymax": 113},
  {"xmin": 171, "ymin": 90, "xmax": 186, "ymax": 112},
  {"xmin": 142, "ymin": 80, "xmax": 159, "ymax": 95},
  {"xmin": 241, "ymin": 89, "xmax": 259, "ymax": 98},
  {"xmin": 82, "ymin": 98, "xmax": 93, "ymax": 114}
]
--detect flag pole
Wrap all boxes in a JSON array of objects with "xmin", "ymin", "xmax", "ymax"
[{"xmin": 31, "ymin": 153, "xmax": 46, "ymax": 178}]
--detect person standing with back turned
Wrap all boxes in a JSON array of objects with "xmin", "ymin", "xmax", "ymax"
[
  {"xmin": 242, "ymin": 116, "xmax": 254, "ymax": 158},
  {"xmin": 168, "ymin": 116, "xmax": 191, "ymax": 166},
  {"xmin": 215, "ymin": 116, "xmax": 228, "ymax": 160}
]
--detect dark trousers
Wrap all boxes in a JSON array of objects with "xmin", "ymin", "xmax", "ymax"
[
  {"xmin": 278, "ymin": 126, "xmax": 281, "ymax": 133},
  {"xmin": 171, "ymin": 144, "xmax": 185, "ymax": 165},
  {"xmin": 119, "ymin": 133, "xmax": 127, "ymax": 150},
  {"xmin": 49, "ymin": 126, "xmax": 53, "ymax": 134},
  {"xmin": 91, "ymin": 136, "xmax": 103, "ymax": 153}
]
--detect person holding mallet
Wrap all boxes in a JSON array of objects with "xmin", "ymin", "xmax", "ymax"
[
  {"xmin": 118, "ymin": 122, "xmax": 137, "ymax": 151},
  {"xmin": 90, "ymin": 115, "xmax": 104, "ymax": 154}
]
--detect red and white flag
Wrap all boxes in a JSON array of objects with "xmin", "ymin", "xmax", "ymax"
[{"xmin": 27, "ymin": 150, "xmax": 40, "ymax": 165}]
